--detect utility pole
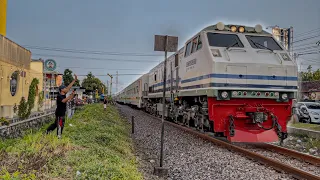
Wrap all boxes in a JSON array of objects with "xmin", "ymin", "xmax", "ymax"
[
  {"xmin": 116, "ymin": 71, "xmax": 118, "ymax": 93},
  {"xmin": 294, "ymin": 53, "xmax": 302, "ymax": 101},
  {"xmin": 106, "ymin": 80, "xmax": 109, "ymax": 95},
  {"xmin": 50, "ymin": 73, "xmax": 53, "ymax": 108},
  {"xmin": 107, "ymin": 73, "xmax": 113, "ymax": 97},
  {"xmin": 153, "ymin": 35, "xmax": 178, "ymax": 177}
]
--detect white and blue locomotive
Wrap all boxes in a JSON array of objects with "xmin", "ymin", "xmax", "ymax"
[{"xmin": 116, "ymin": 22, "xmax": 297, "ymax": 143}]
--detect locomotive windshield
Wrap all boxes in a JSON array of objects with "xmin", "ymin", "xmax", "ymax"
[
  {"xmin": 246, "ymin": 35, "xmax": 283, "ymax": 51},
  {"xmin": 207, "ymin": 33, "xmax": 244, "ymax": 48}
]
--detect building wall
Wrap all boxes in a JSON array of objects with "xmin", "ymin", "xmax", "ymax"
[{"xmin": 0, "ymin": 61, "xmax": 44, "ymax": 118}]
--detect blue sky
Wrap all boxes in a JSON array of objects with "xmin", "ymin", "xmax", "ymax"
[{"xmin": 6, "ymin": 0, "xmax": 320, "ymax": 92}]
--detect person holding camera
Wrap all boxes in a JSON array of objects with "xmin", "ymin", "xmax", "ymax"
[{"xmin": 46, "ymin": 74, "xmax": 77, "ymax": 138}]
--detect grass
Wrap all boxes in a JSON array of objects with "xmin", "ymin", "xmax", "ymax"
[
  {"xmin": 0, "ymin": 104, "xmax": 142, "ymax": 180},
  {"xmin": 289, "ymin": 123, "xmax": 320, "ymax": 131}
]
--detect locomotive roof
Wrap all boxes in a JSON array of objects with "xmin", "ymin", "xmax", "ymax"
[{"xmin": 202, "ymin": 24, "xmax": 270, "ymax": 35}]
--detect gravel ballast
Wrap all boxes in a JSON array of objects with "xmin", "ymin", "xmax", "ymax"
[{"xmin": 117, "ymin": 105, "xmax": 294, "ymax": 180}]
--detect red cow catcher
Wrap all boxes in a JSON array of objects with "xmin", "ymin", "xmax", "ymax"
[{"xmin": 208, "ymin": 94, "xmax": 293, "ymax": 143}]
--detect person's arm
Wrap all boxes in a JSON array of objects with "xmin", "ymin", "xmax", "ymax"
[
  {"xmin": 62, "ymin": 92, "xmax": 75, "ymax": 103},
  {"xmin": 65, "ymin": 74, "xmax": 78, "ymax": 92}
]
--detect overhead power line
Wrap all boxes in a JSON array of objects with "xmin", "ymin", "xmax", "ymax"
[
  {"xmin": 293, "ymin": 34, "xmax": 320, "ymax": 43},
  {"xmin": 24, "ymin": 45, "xmax": 162, "ymax": 57},
  {"xmin": 77, "ymin": 74, "xmax": 144, "ymax": 76},
  {"xmin": 32, "ymin": 53, "xmax": 159, "ymax": 63},
  {"xmin": 293, "ymin": 41, "xmax": 320, "ymax": 48},
  {"xmin": 295, "ymin": 28, "xmax": 320, "ymax": 38},
  {"xmin": 294, "ymin": 46, "xmax": 319, "ymax": 52},
  {"xmin": 60, "ymin": 66, "xmax": 144, "ymax": 70},
  {"xmin": 297, "ymin": 51, "xmax": 320, "ymax": 55}
]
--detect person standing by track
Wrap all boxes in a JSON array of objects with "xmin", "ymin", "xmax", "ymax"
[
  {"xmin": 46, "ymin": 74, "xmax": 77, "ymax": 138},
  {"xmin": 103, "ymin": 96, "xmax": 108, "ymax": 111}
]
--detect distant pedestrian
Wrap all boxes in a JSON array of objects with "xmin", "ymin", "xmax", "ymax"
[
  {"xmin": 103, "ymin": 96, "xmax": 108, "ymax": 111},
  {"xmin": 46, "ymin": 74, "xmax": 77, "ymax": 138}
]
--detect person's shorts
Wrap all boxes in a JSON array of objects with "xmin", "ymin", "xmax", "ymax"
[{"xmin": 104, "ymin": 104, "xmax": 107, "ymax": 108}]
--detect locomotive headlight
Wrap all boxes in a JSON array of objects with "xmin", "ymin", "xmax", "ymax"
[
  {"xmin": 255, "ymin": 24, "xmax": 263, "ymax": 33},
  {"xmin": 238, "ymin": 26, "xmax": 245, "ymax": 33},
  {"xmin": 221, "ymin": 91, "xmax": 229, "ymax": 99},
  {"xmin": 217, "ymin": 22, "xmax": 225, "ymax": 30},
  {"xmin": 281, "ymin": 93, "xmax": 288, "ymax": 100},
  {"xmin": 230, "ymin": 26, "xmax": 237, "ymax": 32}
]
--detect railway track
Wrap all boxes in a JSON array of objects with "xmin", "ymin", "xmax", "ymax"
[
  {"xmin": 252, "ymin": 143, "xmax": 320, "ymax": 166},
  {"xmin": 135, "ymin": 107, "xmax": 320, "ymax": 180}
]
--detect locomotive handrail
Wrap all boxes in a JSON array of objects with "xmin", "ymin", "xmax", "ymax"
[
  {"xmin": 227, "ymin": 48, "xmax": 247, "ymax": 52},
  {"xmin": 275, "ymin": 53, "xmax": 283, "ymax": 64},
  {"xmin": 224, "ymin": 49, "xmax": 231, "ymax": 61},
  {"xmin": 256, "ymin": 49, "xmax": 274, "ymax": 53}
]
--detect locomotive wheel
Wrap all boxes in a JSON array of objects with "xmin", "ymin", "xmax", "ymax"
[
  {"xmin": 200, "ymin": 116, "xmax": 204, "ymax": 132},
  {"xmin": 194, "ymin": 116, "xmax": 199, "ymax": 129},
  {"xmin": 174, "ymin": 116, "xmax": 178, "ymax": 123}
]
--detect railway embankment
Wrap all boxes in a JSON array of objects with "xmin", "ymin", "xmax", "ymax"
[
  {"xmin": 0, "ymin": 104, "xmax": 142, "ymax": 179},
  {"xmin": 284, "ymin": 122, "xmax": 320, "ymax": 157}
]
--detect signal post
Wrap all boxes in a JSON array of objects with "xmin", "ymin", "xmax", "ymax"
[{"xmin": 153, "ymin": 35, "xmax": 178, "ymax": 177}]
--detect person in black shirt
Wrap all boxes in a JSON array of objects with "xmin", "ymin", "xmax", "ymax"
[
  {"xmin": 103, "ymin": 96, "xmax": 108, "ymax": 110},
  {"xmin": 46, "ymin": 74, "xmax": 77, "ymax": 138}
]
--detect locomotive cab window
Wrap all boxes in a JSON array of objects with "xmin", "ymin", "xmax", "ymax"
[
  {"xmin": 184, "ymin": 42, "xmax": 192, "ymax": 57},
  {"xmin": 246, "ymin": 35, "xmax": 283, "ymax": 51},
  {"xmin": 191, "ymin": 37, "xmax": 198, "ymax": 53},
  {"xmin": 197, "ymin": 35, "xmax": 202, "ymax": 50},
  {"xmin": 207, "ymin": 33, "xmax": 244, "ymax": 48}
]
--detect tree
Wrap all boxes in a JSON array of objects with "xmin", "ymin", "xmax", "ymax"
[
  {"xmin": 300, "ymin": 65, "xmax": 320, "ymax": 81},
  {"xmin": 63, "ymin": 69, "xmax": 80, "ymax": 86},
  {"xmin": 81, "ymin": 72, "xmax": 106, "ymax": 94}
]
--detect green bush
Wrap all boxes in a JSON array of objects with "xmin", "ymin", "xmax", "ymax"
[
  {"xmin": 17, "ymin": 78, "xmax": 40, "ymax": 119},
  {"xmin": 18, "ymin": 97, "xmax": 28, "ymax": 119},
  {"xmin": 0, "ymin": 117, "xmax": 10, "ymax": 126}
]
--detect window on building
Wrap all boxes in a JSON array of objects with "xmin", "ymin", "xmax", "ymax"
[{"xmin": 10, "ymin": 71, "xmax": 19, "ymax": 96}]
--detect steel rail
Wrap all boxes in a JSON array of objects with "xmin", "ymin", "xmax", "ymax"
[
  {"xmin": 165, "ymin": 121, "xmax": 320, "ymax": 180},
  {"xmin": 254, "ymin": 143, "xmax": 320, "ymax": 166}
]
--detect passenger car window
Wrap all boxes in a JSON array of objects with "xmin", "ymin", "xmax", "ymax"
[
  {"xmin": 175, "ymin": 54, "xmax": 179, "ymax": 67},
  {"xmin": 207, "ymin": 33, "xmax": 244, "ymax": 48},
  {"xmin": 184, "ymin": 42, "xmax": 192, "ymax": 57},
  {"xmin": 245, "ymin": 35, "xmax": 283, "ymax": 51}
]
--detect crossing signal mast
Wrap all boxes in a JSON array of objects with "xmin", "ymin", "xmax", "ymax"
[{"xmin": 266, "ymin": 25, "xmax": 293, "ymax": 55}]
